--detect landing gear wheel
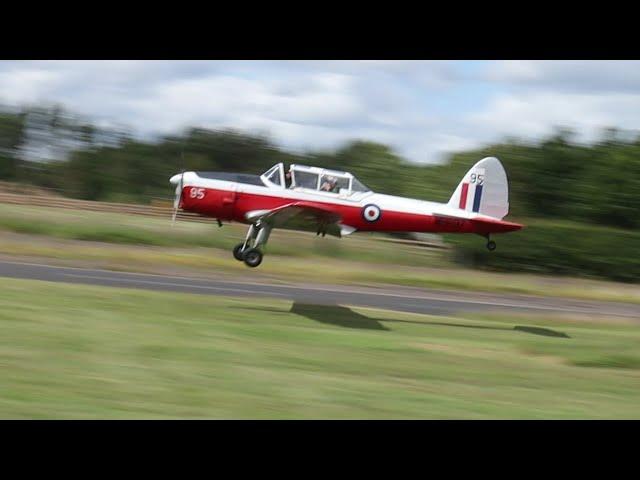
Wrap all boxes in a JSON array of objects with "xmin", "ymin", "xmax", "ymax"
[
  {"xmin": 233, "ymin": 243, "xmax": 246, "ymax": 261},
  {"xmin": 243, "ymin": 248, "xmax": 263, "ymax": 268},
  {"xmin": 486, "ymin": 240, "xmax": 497, "ymax": 251}
]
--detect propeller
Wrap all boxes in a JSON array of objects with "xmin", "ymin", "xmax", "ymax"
[
  {"xmin": 171, "ymin": 169, "xmax": 185, "ymax": 226},
  {"xmin": 171, "ymin": 143, "xmax": 186, "ymax": 226}
]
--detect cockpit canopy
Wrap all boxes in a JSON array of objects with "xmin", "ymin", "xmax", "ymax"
[
  {"xmin": 262, "ymin": 164, "xmax": 285, "ymax": 187},
  {"xmin": 261, "ymin": 163, "xmax": 371, "ymax": 195}
]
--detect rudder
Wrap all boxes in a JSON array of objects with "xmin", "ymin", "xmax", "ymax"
[{"xmin": 447, "ymin": 157, "xmax": 509, "ymax": 219}]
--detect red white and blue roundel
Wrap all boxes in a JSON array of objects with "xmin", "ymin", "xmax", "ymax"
[{"xmin": 362, "ymin": 204, "xmax": 381, "ymax": 222}]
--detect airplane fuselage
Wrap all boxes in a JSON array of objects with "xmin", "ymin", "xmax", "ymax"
[{"xmin": 176, "ymin": 172, "xmax": 521, "ymax": 236}]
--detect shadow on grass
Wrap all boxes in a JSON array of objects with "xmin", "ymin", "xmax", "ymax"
[
  {"xmin": 290, "ymin": 303, "xmax": 389, "ymax": 330},
  {"xmin": 233, "ymin": 303, "xmax": 571, "ymax": 338},
  {"xmin": 513, "ymin": 326, "xmax": 570, "ymax": 338}
]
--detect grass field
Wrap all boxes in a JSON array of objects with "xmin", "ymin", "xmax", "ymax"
[
  {"xmin": 1, "ymin": 203, "xmax": 639, "ymax": 304},
  {"xmin": 1, "ymin": 277, "xmax": 640, "ymax": 419}
]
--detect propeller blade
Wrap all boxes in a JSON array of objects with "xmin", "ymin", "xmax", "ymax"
[{"xmin": 171, "ymin": 170, "xmax": 184, "ymax": 226}]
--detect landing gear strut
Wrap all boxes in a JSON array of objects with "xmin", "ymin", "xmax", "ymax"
[{"xmin": 232, "ymin": 222, "xmax": 271, "ymax": 268}]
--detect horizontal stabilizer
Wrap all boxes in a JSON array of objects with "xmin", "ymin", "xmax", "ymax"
[{"xmin": 471, "ymin": 216, "xmax": 523, "ymax": 234}]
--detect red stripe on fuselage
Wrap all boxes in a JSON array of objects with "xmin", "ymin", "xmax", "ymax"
[
  {"xmin": 459, "ymin": 182, "xmax": 469, "ymax": 209},
  {"xmin": 180, "ymin": 185, "xmax": 521, "ymax": 234}
]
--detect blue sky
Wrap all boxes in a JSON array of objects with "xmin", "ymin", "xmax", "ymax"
[{"xmin": 1, "ymin": 60, "xmax": 639, "ymax": 164}]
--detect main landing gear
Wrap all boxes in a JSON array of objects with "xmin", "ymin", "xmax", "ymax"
[{"xmin": 233, "ymin": 222, "xmax": 272, "ymax": 268}]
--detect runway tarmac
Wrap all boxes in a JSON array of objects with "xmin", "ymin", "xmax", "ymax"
[{"xmin": 0, "ymin": 259, "xmax": 638, "ymax": 319}]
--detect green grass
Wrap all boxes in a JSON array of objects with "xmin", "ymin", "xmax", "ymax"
[{"xmin": 2, "ymin": 277, "xmax": 640, "ymax": 419}]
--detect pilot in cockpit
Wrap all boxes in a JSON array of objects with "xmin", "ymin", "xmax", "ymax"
[{"xmin": 320, "ymin": 175, "xmax": 338, "ymax": 192}]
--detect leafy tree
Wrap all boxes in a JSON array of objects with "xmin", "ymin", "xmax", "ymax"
[{"xmin": 0, "ymin": 110, "xmax": 26, "ymax": 180}]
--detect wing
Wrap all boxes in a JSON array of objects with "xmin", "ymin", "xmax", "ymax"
[{"xmin": 245, "ymin": 202, "xmax": 351, "ymax": 237}]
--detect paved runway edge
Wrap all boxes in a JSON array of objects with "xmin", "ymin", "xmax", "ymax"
[{"xmin": 0, "ymin": 259, "xmax": 638, "ymax": 319}]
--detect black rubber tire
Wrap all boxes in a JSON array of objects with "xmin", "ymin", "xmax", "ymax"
[
  {"xmin": 243, "ymin": 248, "xmax": 263, "ymax": 268},
  {"xmin": 233, "ymin": 243, "xmax": 246, "ymax": 261},
  {"xmin": 487, "ymin": 240, "xmax": 497, "ymax": 251}
]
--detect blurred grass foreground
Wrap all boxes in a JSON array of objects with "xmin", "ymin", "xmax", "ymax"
[{"xmin": 2, "ymin": 277, "xmax": 640, "ymax": 419}]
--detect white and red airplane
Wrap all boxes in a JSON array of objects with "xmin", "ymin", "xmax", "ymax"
[{"xmin": 169, "ymin": 157, "xmax": 523, "ymax": 267}]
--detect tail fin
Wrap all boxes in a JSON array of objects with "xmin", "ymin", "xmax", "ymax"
[{"xmin": 447, "ymin": 157, "xmax": 509, "ymax": 219}]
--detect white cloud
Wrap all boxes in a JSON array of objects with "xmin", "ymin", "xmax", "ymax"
[
  {"xmin": 484, "ymin": 60, "xmax": 640, "ymax": 94},
  {"xmin": 0, "ymin": 67, "xmax": 63, "ymax": 104},
  {"xmin": 466, "ymin": 90, "xmax": 640, "ymax": 144},
  {"xmin": 125, "ymin": 72, "xmax": 366, "ymax": 135}
]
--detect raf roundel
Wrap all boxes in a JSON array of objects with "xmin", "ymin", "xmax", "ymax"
[{"xmin": 362, "ymin": 204, "xmax": 382, "ymax": 222}]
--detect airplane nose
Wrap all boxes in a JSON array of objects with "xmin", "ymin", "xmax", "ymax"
[{"xmin": 169, "ymin": 173, "xmax": 182, "ymax": 185}]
